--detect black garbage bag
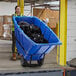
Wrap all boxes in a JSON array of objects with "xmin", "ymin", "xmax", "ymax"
[
  {"xmin": 30, "ymin": 24, "xmax": 41, "ymax": 33},
  {"xmin": 30, "ymin": 33, "xmax": 48, "ymax": 43},
  {"xmin": 18, "ymin": 21, "xmax": 48, "ymax": 43},
  {"xmin": 18, "ymin": 21, "xmax": 30, "ymax": 32},
  {"xmin": 18, "ymin": 21, "xmax": 30, "ymax": 27}
]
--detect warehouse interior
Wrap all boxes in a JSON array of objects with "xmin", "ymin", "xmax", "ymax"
[{"xmin": 0, "ymin": 0, "xmax": 76, "ymax": 75}]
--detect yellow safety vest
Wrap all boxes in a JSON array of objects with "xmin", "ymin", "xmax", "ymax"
[{"xmin": 12, "ymin": 13, "xmax": 23, "ymax": 31}]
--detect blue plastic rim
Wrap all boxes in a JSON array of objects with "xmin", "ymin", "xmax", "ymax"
[{"xmin": 13, "ymin": 16, "xmax": 62, "ymax": 61}]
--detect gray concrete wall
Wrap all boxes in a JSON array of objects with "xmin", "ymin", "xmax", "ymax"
[
  {"xmin": 67, "ymin": 0, "xmax": 76, "ymax": 61},
  {"xmin": 0, "ymin": 2, "xmax": 16, "ymax": 15}
]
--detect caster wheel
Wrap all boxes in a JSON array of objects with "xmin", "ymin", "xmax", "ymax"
[
  {"xmin": 21, "ymin": 56, "xmax": 28, "ymax": 67},
  {"xmin": 37, "ymin": 58, "xmax": 44, "ymax": 66}
]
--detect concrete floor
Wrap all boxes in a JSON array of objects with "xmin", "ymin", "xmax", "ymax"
[
  {"xmin": 0, "ymin": 40, "xmax": 74, "ymax": 73},
  {"xmin": 67, "ymin": 58, "xmax": 76, "ymax": 67}
]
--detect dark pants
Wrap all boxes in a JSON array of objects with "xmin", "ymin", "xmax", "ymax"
[{"xmin": 12, "ymin": 31, "xmax": 16, "ymax": 53}]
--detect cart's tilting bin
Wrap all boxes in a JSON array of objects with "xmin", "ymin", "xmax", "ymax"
[{"xmin": 13, "ymin": 16, "xmax": 61, "ymax": 66}]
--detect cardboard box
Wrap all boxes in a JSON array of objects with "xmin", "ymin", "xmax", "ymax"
[
  {"xmin": 3, "ymin": 15, "xmax": 12, "ymax": 24},
  {"xmin": 48, "ymin": 18, "xmax": 57, "ymax": 28},
  {"xmin": 3, "ymin": 24, "xmax": 12, "ymax": 38},
  {"xmin": 33, "ymin": 8, "xmax": 59, "ymax": 28},
  {"xmin": 0, "ymin": 16, "xmax": 3, "ymax": 23},
  {"xmin": 0, "ymin": 15, "xmax": 12, "ymax": 40},
  {"xmin": 0, "ymin": 23, "xmax": 4, "ymax": 37}
]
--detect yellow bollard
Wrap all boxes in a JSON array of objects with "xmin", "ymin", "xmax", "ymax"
[
  {"xmin": 17, "ymin": 0, "xmax": 20, "ymax": 6},
  {"xmin": 20, "ymin": 0, "xmax": 24, "ymax": 15},
  {"xmin": 56, "ymin": 23, "xmax": 60, "ymax": 64},
  {"xmin": 59, "ymin": 0, "xmax": 67, "ymax": 66}
]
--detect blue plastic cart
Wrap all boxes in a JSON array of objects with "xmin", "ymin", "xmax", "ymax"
[{"xmin": 13, "ymin": 16, "xmax": 61, "ymax": 66}]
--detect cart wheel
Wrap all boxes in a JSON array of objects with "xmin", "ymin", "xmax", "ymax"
[
  {"xmin": 21, "ymin": 56, "xmax": 28, "ymax": 67},
  {"xmin": 37, "ymin": 58, "xmax": 44, "ymax": 66}
]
